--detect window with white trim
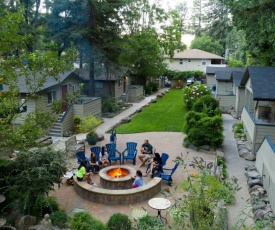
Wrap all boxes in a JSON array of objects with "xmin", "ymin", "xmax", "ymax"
[
  {"xmin": 47, "ymin": 91, "xmax": 57, "ymax": 104},
  {"xmin": 202, "ymin": 60, "xmax": 206, "ymax": 65}
]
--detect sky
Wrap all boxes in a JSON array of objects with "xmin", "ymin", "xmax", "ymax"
[{"xmin": 156, "ymin": 0, "xmax": 195, "ymax": 47}]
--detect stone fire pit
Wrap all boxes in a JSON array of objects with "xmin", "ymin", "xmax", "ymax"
[{"xmin": 99, "ymin": 166, "xmax": 136, "ymax": 190}]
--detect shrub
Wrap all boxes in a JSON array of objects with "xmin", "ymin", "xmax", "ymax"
[
  {"xmin": 50, "ymin": 209, "xmax": 68, "ymax": 228},
  {"xmin": 148, "ymin": 82, "xmax": 159, "ymax": 92},
  {"xmin": 32, "ymin": 195, "xmax": 59, "ymax": 218},
  {"xmin": 183, "ymin": 84, "xmax": 211, "ymax": 110},
  {"xmin": 193, "ymin": 95, "xmax": 221, "ymax": 117},
  {"xmin": 70, "ymin": 212, "xmax": 106, "ymax": 230},
  {"xmin": 102, "ymin": 97, "xmax": 118, "ymax": 113},
  {"xmin": 144, "ymin": 85, "xmax": 152, "ymax": 95},
  {"xmin": 73, "ymin": 116, "xmax": 81, "ymax": 125},
  {"xmin": 185, "ymin": 115, "xmax": 224, "ymax": 147},
  {"xmin": 78, "ymin": 115, "xmax": 101, "ymax": 137},
  {"xmin": 184, "ymin": 111, "xmax": 207, "ymax": 134},
  {"xmin": 216, "ymin": 156, "xmax": 227, "ymax": 178},
  {"xmin": 106, "ymin": 213, "xmax": 132, "ymax": 230},
  {"xmin": 139, "ymin": 215, "xmax": 167, "ymax": 230}
]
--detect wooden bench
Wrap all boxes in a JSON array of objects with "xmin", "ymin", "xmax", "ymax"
[
  {"xmin": 73, "ymin": 176, "xmax": 162, "ymax": 205},
  {"xmin": 65, "ymin": 136, "xmax": 85, "ymax": 154}
]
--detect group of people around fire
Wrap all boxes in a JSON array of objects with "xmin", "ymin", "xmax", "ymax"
[{"xmin": 70, "ymin": 129, "xmax": 162, "ymax": 188}]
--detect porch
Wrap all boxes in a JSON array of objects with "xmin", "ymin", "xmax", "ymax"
[{"xmin": 241, "ymin": 106, "xmax": 275, "ymax": 154}]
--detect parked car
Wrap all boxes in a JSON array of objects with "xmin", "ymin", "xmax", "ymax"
[{"xmin": 186, "ymin": 77, "xmax": 195, "ymax": 86}]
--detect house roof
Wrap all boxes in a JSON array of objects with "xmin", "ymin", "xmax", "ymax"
[
  {"xmin": 241, "ymin": 66, "xmax": 275, "ymax": 101},
  {"xmin": 74, "ymin": 66, "xmax": 129, "ymax": 81},
  {"xmin": 232, "ymin": 71, "xmax": 245, "ymax": 87},
  {"xmin": 206, "ymin": 66, "xmax": 227, "ymax": 74},
  {"xmin": 215, "ymin": 68, "xmax": 245, "ymax": 81},
  {"xmin": 3, "ymin": 71, "xmax": 82, "ymax": 93},
  {"xmin": 171, "ymin": 49, "xmax": 224, "ymax": 60}
]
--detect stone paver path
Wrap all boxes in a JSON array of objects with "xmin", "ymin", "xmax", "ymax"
[{"xmin": 223, "ymin": 114, "xmax": 254, "ymax": 228}]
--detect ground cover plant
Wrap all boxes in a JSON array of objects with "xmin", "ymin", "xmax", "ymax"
[{"xmin": 116, "ymin": 89, "xmax": 186, "ymax": 133}]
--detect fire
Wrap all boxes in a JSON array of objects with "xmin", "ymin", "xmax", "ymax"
[{"xmin": 110, "ymin": 168, "xmax": 122, "ymax": 178}]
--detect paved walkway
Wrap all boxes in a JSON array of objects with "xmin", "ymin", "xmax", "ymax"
[
  {"xmin": 222, "ymin": 114, "xmax": 254, "ymax": 228},
  {"xmin": 52, "ymin": 89, "xmax": 254, "ymax": 228}
]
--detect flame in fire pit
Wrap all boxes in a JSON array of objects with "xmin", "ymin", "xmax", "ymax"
[
  {"xmin": 112, "ymin": 168, "xmax": 122, "ymax": 178},
  {"xmin": 107, "ymin": 167, "xmax": 129, "ymax": 178}
]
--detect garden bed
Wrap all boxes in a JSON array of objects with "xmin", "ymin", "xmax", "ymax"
[{"xmin": 102, "ymin": 104, "xmax": 133, "ymax": 118}]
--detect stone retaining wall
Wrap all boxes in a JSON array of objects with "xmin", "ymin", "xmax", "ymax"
[{"xmin": 73, "ymin": 176, "xmax": 162, "ymax": 205}]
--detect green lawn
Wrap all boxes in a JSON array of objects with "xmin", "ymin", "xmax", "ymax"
[{"xmin": 116, "ymin": 89, "xmax": 187, "ymax": 134}]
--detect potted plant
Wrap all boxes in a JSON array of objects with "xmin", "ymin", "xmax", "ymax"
[{"xmin": 78, "ymin": 115, "xmax": 101, "ymax": 145}]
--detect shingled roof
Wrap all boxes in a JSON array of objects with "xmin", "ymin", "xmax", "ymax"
[
  {"xmin": 172, "ymin": 49, "xmax": 224, "ymax": 60},
  {"xmin": 3, "ymin": 71, "xmax": 82, "ymax": 93},
  {"xmin": 232, "ymin": 71, "xmax": 245, "ymax": 87},
  {"xmin": 241, "ymin": 66, "xmax": 275, "ymax": 101},
  {"xmin": 206, "ymin": 66, "xmax": 227, "ymax": 74},
  {"xmin": 215, "ymin": 68, "xmax": 245, "ymax": 81}
]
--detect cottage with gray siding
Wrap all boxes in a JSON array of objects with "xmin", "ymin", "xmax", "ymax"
[
  {"xmin": 3, "ymin": 71, "xmax": 101, "ymax": 137},
  {"xmin": 240, "ymin": 66, "xmax": 275, "ymax": 154},
  {"xmin": 255, "ymin": 136, "xmax": 275, "ymax": 214},
  {"xmin": 215, "ymin": 68, "xmax": 245, "ymax": 112},
  {"xmin": 232, "ymin": 71, "xmax": 246, "ymax": 118}
]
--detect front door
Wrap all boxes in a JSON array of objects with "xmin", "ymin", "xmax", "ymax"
[{"xmin": 62, "ymin": 85, "xmax": 68, "ymax": 112}]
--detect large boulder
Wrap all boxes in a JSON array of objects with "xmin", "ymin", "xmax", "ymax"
[
  {"xmin": 121, "ymin": 117, "xmax": 131, "ymax": 124},
  {"xmin": 248, "ymin": 178, "xmax": 263, "ymax": 188},
  {"xmin": 244, "ymin": 153, "xmax": 256, "ymax": 161},
  {"xmin": 252, "ymin": 201, "xmax": 267, "ymax": 212},
  {"xmin": 253, "ymin": 209, "xmax": 267, "ymax": 221},
  {"xmin": 245, "ymin": 170, "xmax": 261, "ymax": 179},
  {"xmin": 238, "ymin": 148, "xmax": 250, "ymax": 157}
]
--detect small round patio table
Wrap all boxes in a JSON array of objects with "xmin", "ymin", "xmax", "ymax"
[{"xmin": 148, "ymin": 197, "xmax": 171, "ymax": 224}]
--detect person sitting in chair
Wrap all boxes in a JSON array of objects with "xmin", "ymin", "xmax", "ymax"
[
  {"xmin": 99, "ymin": 146, "xmax": 109, "ymax": 168},
  {"xmin": 90, "ymin": 152, "xmax": 100, "ymax": 173},
  {"xmin": 76, "ymin": 161, "xmax": 95, "ymax": 185},
  {"xmin": 143, "ymin": 152, "xmax": 162, "ymax": 177},
  {"xmin": 138, "ymin": 140, "xmax": 153, "ymax": 167}
]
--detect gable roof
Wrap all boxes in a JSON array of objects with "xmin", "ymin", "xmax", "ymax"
[
  {"xmin": 232, "ymin": 71, "xmax": 245, "ymax": 87},
  {"xmin": 171, "ymin": 49, "xmax": 224, "ymax": 60},
  {"xmin": 216, "ymin": 68, "xmax": 245, "ymax": 81},
  {"xmin": 241, "ymin": 66, "xmax": 275, "ymax": 101},
  {"xmin": 206, "ymin": 66, "xmax": 227, "ymax": 74},
  {"xmin": 74, "ymin": 66, "xmax": 129, "ymax": 81},
  {"xmin": 3, "ymin": 71, "xmax": 83, "ymax": 93}
]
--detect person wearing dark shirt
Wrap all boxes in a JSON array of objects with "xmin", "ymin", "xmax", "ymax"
[
  {"xmin": 144, "ymin": 152, "xmax": 162, "ymax": 177},
  {"xmin": 138, "ymin": 140, "xmax": 153, "ymax": 167}
]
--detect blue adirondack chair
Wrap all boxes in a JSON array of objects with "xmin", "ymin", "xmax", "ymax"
[
  {"xmin": 106, "ymin": 143, "xmax": 122, "ymax": 165},
  {"xmin": 159, "ymin": 162, "xmax": 179, "ymax": 186},
  {"xmin": 76, "ymin": 151, "xmax": 87, "ymax": 164},
  {"xmin": 90, "ymin": 146, "xmax": 101, "ymax": 161},
  {"xmin": 122, "ymin": 142, "xmax": 138, "ymax": 165},
  {"xmin": 146, "ymin": 153, "xmax": 170, "ymax": 177},
  {"xmin": 89, "ymin": 146, "xmax": 101, "ymax": 172}
]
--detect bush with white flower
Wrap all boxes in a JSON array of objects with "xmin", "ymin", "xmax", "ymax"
[{"xmin": 183, "ymin": 84, "xmax": 211, "ymax": 110}]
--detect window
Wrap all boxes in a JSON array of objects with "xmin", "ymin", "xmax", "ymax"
[
  {"xmin": 119, "ymin": 80, "xmax": 123, "ymax": 88},
  {"xmin": 179, "ymin": 62, "xmax": 183, "ymax": 65},
  {"xmin": 95, "ymin": 82, "xmax": 103, "ymax": 89},
  {"xmin": 188, "ymin": 59, "xmax": 191, "ymax": 62},
  {"xmin": 202, "ymin": 60, "xmax": 206, "ymax": 65},
  {"xmin": 47, "ymin": 91, "xmax": 57, "ymax": 104}
]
